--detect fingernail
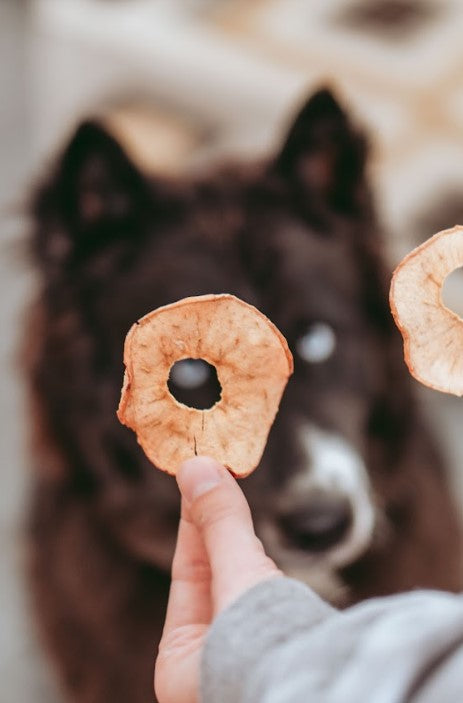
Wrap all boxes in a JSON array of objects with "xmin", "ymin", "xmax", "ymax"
[{"xmin": 177, "ymin": 456, "xmax": 224, "ymax": 503}]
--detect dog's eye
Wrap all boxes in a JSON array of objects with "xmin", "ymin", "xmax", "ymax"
[
  {"xmin": 296, "ymin": 323, "xmax": 336, "ymax": 363},
  {"xmin": 169, "ymin": 359, "xmax": 212, "ymax": 389}
]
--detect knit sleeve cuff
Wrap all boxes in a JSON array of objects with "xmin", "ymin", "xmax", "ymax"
[{"xmin": 200, "ymin": 576, "xmax": 335, "ymax": 703}]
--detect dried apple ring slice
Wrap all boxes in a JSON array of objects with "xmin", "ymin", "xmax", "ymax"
[
  {"xmin": 117, "ymin": 294, "xmax": 293, "ymax": 476},
  {"xmin": 390, "ymin": 225, "xmax": 463, "ymax": 395}
]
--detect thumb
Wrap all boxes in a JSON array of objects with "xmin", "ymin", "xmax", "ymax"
[{"xmin": 176, "ymin": 456, "xmax": 281, "ymax": 614}]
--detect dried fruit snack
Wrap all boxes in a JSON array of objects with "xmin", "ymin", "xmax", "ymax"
[
  {"xmin": 118, "ymin": 294, "xmax": 293, "ymax": 476},
  {"xmin": 390, "ymin": 225, "xmax": 463, "ymax": 395}
]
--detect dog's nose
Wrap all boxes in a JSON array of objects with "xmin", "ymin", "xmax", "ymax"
[{"xmin": 278, "ymin": 492, "xmax": 353, "ymax": 552}]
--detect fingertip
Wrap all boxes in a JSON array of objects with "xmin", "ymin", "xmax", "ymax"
[{"xmin": 177, "ymin": 456, "xmax": 229, "ymax": 503}]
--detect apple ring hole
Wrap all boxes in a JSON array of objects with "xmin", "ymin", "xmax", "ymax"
[
  {"xmin": 167, "ymin": 358, "xmax": 222, "ymax": 410},
  {"xmin": 442, "ymin": 266, "xmax": 463, "ymax": 318}
]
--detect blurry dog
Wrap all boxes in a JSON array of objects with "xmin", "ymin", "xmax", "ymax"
[{"xmin": 26, "ymin": 89, "xmax": 462, "ymax": 703}]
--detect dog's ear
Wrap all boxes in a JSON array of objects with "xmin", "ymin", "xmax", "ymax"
[
  {"xmin": 275, "ymin": 88, "xmax": 369, "ymax": 222},
  {"xmin": 32, "ymin": 120, "xmax": 151, "ymax": 266}
]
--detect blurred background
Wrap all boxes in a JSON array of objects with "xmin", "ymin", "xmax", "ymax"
[{"xmin": 1, "ymin": 0, "xmax": 463, "ymax": 700}]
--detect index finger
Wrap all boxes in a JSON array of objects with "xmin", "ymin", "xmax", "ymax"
[{"xmin": 161, "ymin": 499, "xmax": 212, "ymax": 639}]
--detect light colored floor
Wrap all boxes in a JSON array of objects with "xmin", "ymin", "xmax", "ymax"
[
  {"xmin": 1, "ymin": 2, "xmax": 463, "ymax": 701},
  {"xmin": 0, "ymin": 2, "xmax": 61, "ymax": 700}
]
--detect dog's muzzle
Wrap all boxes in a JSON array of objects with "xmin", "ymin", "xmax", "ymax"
[
  {"xmin": 259, "ymin": 424, "xmax": 376, "ymax": 572},
  {"xmin": 278, "ymin": 489, "xmax": 353, "ymax": 553}
]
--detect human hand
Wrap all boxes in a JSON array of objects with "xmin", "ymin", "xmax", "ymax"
[{"xmin": 154, "ymin": 456, "xmax": 281, "ymax": 703}]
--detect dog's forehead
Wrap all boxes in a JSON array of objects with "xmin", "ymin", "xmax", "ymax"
[
  {"xmin": 263, "ymin": 216, "xmax": 365, "ymax": 322},
  {"xmin": 271, "ymin": 218, "xmax": 358, "ymax": 280},
  {"xmin": 106, "ymin": 217, "xmax": 255, "ymax": 317}
]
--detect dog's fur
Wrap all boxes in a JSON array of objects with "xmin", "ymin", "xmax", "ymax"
[{"xmin": 27, "ymin": 89, "xmax": 462, "ymax": 703}]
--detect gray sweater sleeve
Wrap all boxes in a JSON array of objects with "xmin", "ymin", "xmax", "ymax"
[{"xmin": 200, "ymin": 577, "xmax": 463, "ymax": 703}]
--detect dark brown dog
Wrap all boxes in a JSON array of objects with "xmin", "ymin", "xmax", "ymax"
[{"xmin": 26, "ymin": 89, "xmax": 462, "ymax": 703}]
